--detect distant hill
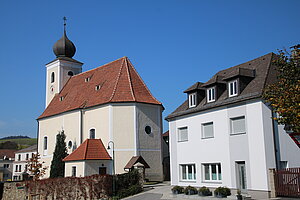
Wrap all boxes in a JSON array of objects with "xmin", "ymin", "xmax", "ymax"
[
  {"xmin": 0, "ymin": 138, "xmax": 37, "ymax": 150},
  {"xmin": 0, "ymin": 135, "xmax": 30, "ymax": 140}
]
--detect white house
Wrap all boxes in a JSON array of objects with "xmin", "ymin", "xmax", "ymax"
[
  {"xmin": 37, "ymin": 26, "xmax": 164, "ymax": 181},
  {"xmin": 166, "ymin": 53, "xmax": 300, "ymax": 199},
  {"xmin": 12, "ymin": 145, "xmax": 37, "ymax": 180},
  {"xmin": 0, "ymin": 149, "xmax": 16, "ymax": 181}
]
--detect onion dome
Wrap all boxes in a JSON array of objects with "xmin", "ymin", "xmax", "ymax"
[{"xmin": 53, "ymin": 30, "xmax": 76, "ymax": 58}]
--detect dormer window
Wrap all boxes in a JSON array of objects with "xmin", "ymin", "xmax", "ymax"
[
  {"xmin": 188, "ymin": 93, "xmax": 196, "ymax": 108},
  {"xmin": 85, "ymin": 77, "xmax": 91, "ymax": 82},
  {"xmin": 228, "ymin": 80, "xmax": 238, "ymax": 97},
  {"xmin": 59, "ymin": 96, "xmax": 64, "ymax": 101},
  {"xmin": 207, "ymin": 87, "xmax": 216, "ymax": 103},
  {"xmin": 95, "ymin": 85, "xmax": 101, "ymax": 91}
]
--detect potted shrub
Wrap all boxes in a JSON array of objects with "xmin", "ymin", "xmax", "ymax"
[
  {"xmin": 184, "ymin": 185, "xmax": 197, "ymax": 195},
  {"xmin": 214, "ymin": 186, "xmax": 231, "ymax": 198},
  {"xmin": 198, "ymin": 186, "xmax": 212, "ymax": 196},
  {"xmin": 171, "ymin": 185, "xmax": 184, "ymax": 194},
  {"xmin": 236, "ymin": 189, "xmax": 242, "ymax": 200}
]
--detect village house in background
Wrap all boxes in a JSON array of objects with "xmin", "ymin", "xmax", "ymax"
[
  {"xmin": 12, "ymin": 145, "xmax": 37, "ymax": 181},
  {"xmin": 166, "ymin": 53, "xmax": 300, "ymax": 199},
  {"xmin": 0, "ymin": 149, "xmax": 16, "ymax": 181},
  {"xmin": 37, "ymin": 26, "xmax": 164, "ymax": 181}
]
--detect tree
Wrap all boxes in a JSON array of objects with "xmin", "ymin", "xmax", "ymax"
[
  {"xmin": 27, "ymin": 153, "xmax": 48, "ymax": 180},
  {"xmin": 50, "ymin": 131, "xmax": 68, "ymax": 178},
  {"xmin": 263, "ymin": 45, "xmax": 300, "ymax": 133}
]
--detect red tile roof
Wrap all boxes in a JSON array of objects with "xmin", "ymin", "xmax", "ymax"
[
  {"xmin": 63, "ymin": 139, "xmax": 111, "ymax": 162},
  {"xmin": 38, "ymin": 57, "xmax": 162, "ymax": 119},
  {"xmin": 162, "ymin": 130, "xmax": 169, "ymax": 137},
  {"xmin": 0, "ymin": 149, "xmax": 16, "ymax": 159}
]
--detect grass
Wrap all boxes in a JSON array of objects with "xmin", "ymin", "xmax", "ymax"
[{"xmin": 0, "ymin": 138, "xmax": 37, "ymax": 149}]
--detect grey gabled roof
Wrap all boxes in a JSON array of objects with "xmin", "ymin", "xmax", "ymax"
[
  {"xmin": 16, "ymin": 145, "xmax": 37, "ymax": 153},
  {"xmin": 166, "ymin": 53, "xmax": 277, "ymax": 121}
]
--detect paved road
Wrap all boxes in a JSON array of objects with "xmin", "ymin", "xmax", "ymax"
[
  {"xmin": 125, "ymin": 193, "xmax": 163, "ymax": 200},
  {"xmin": 124, "ymin": 182, "xmax": 299, "ymax": 200}
]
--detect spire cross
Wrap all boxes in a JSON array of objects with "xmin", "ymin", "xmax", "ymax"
[{"xmin": 63, "ymin": 16, "xmax": 67, "ymax": 32}]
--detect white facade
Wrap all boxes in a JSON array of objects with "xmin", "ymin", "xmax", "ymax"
[
  {"xmin": 0, "ymin": 159, "xmax": 14, "ymax": 181},
  {"xmin": 169, "ymin": 99, "xmax": 300, "ymax": 199},
  {"xmin": 13, "ymin": 148, "xmax": 37, "ymax": 180},
  {"xmin": 39, "ymin": 103, "xmax": 164, "ymax": 181}
]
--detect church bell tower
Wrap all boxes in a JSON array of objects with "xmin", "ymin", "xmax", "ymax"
[{"xmin": 45, "ymin": 17, "xmax": 83, "ymax": 107}]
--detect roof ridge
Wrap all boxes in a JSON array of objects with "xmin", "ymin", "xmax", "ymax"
[
  {"xmin": 126, "ymin": 58, "xmax": 162, "ymax": 104},
  {"xmin": 109, "ymin": 57, "xmax": 126, "ymax": 101},
  {"xmin": 124, "ymin": 57, "xmax": 136, "ymax": 101},
  {"xmin": 83, "ymin": 139, "xmax": 88, "ymax": 159},
  {"xmin": 72, "ymin": 57, "xmax": 126, "ymax": 78}
]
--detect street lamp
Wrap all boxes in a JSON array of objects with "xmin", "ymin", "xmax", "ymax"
[{"xmin": 107, "ymin": 141, "xmax": 115, "ymax": 196}]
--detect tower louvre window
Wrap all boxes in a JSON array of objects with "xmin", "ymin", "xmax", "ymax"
[
  {"xmin": 51, "ymin": 72, "xmax": 55, "ymax": 83},
  {"xmin": 68, "ymin": 71, "xmax": 74, "ymax": 76}
]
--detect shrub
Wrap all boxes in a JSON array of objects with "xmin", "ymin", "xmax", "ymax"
[
  {"xmin": 184, "ymin": 185, "xmax": 197, "ymax": 195},
  {"xmin": 116, "ymin": 185, "xmax": 143, "ymax": 198},
  {"xmin": 214, "ymin": 186, "xmax": 231, "ymax": 197},
  {"xmin": 198, "ymin": 186, "xmax": 212, "ymax": 196},
  {"xmin": 171, "ymin": 185, "xmax": 184, "ymax": 194}
]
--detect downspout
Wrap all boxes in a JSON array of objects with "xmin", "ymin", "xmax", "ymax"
[
  {"xmin": 271, "ymin": 109, "xmax": 281, "ymax": 169},
  {"xmin": 36, "ymin": 120, "xmax": 40, "ymax": 155},
  {"xmin": 80, "ymin": 109, "xmax": 83, "ymax": 144}
]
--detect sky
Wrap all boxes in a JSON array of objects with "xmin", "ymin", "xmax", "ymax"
[{"xmin": 0, "ymin": 1, "xmax": 299, "ymax": 138}]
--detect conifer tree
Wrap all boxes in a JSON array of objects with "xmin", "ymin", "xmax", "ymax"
[{"xmin": 50, "ymin": 131, "xmax": 68, "ymax": 178}]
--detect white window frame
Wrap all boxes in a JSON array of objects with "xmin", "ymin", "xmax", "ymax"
[
  {"xmin": 228, "ymin": 80, "xmax": 238, "ymax": 97},
  {"xmin": 230, "ymin": 116, "xmax": 246, "ymax": 135},
  {"xmin": 202, "ymin": 163, "xmax": 222, "ymax": 182},
  {"xmin": 207, "ymin": 87, "xmax": 216, "ymax": 103},
  {"xmin": 188, "ymin": 93, "xmax": 197, "ymax": 108},
  {"xmin": 43, "ymin": 136, "xmax": 48, "ymax": 156},
  {"xmin": 72, "ymin": 166, "xmax": 77, "ymax": 177},
  {"xmin": 202, "ymin": 122, "xmax": 214, "ymax": 139},
  {"xmin": 178, "ymin": 127, "xmax": 188, "ymax": 142},
  {"xmin": 89, "ymin": 128, "xmax": 96, "ymax": 139},
  {"xmin": 180, "ymin": 164, "xmax": 196, "ymax": 181}
]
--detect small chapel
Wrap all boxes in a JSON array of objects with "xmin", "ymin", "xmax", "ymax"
[{"xmin": 37, "ymin": 22, "xmax": 164, "ymax": 181}]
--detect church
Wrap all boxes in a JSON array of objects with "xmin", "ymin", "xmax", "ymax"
[{"xmin": 37, "ymin": 25, "xmax": 164, "ymax": 181}]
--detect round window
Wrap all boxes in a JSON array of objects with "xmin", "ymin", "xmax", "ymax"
[
  {"xmin": 68, "ymin": 141, "xmax": 72, "ymax": 149},
  {"xmin": 145, "ymin": 126, "xmax": 152, "ymax": 134}
]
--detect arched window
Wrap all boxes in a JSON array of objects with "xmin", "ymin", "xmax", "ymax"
[
  {"xmin": 44, "ymin": 136, "xmax": 48, "ymax": 150},
  {"xmin": 51, "ymin": 72, "xmax": 55, "ymax": 83},
  {"xmin": 68, "ymin": 71, "xmax": 74, "ymax": 76},
  {"xmin": 90, "ymin": 129, "xmax": 95, "ymax": 139}
]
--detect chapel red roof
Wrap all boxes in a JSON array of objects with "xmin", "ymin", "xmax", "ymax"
[
  {"xmin": 38, "ymin": 57, "xmax": 162, "ymax": 119},
  {"xmin": 63, "ymin": 139, "xmax": 111, "ymax": 162}
]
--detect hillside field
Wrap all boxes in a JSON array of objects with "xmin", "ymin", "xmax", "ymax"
[{"xmin": 0, "ymin": 138, "xmax": 37, "ymax": 149}]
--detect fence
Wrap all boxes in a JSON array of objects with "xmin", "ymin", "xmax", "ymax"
[{"xmin": 274, "ymin": 168, "xmax": 300, "ymax": 198}]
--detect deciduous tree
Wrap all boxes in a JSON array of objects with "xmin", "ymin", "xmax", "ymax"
[
  {"xmin": 27, "ymin": 153, "xmax": 48, "ymax": 180},
  {"xmin": 263, "ymin": 45, "xmax": 300, "ymax": 133}
]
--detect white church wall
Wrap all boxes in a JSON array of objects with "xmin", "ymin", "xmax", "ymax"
[
  {"xmin": 39, "ymin": 110, "xmax": 81, "ymax": 178},
  {"xmin": 65, "ymin": 161, "xmax": 85, "ymax": 177}
]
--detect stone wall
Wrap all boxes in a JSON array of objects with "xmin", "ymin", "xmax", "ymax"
[{"xmin": 2, "ymin": 181, "xmax": 27, "ymax": 200}]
